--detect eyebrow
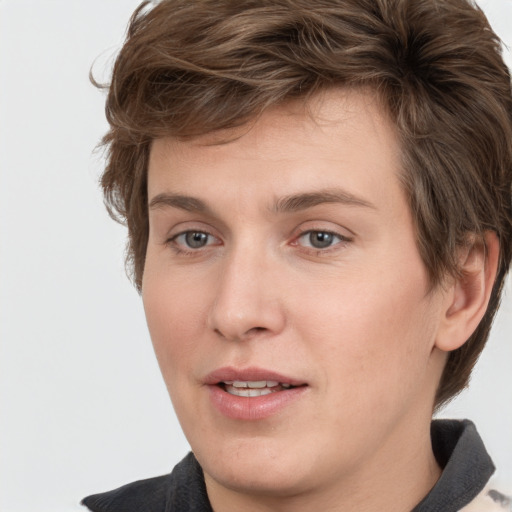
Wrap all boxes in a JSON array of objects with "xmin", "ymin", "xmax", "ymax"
[
  {"xmin": 148, "ymin": 188, "xmax": 376, "ymax": 215},
  {"xmin": 149, "ymin": 193, "xmax": 212, "ymax": 214},
  {"xmin": 272, "ymin": 188, "xmax": 376, "ymax": 213}
]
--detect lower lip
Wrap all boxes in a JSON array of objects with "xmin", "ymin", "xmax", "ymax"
[{"xmin": 207, "ymin": 385, "xmax": 308, "ymax": 420}]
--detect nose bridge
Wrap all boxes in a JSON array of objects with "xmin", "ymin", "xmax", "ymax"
[{"xmin": 208, "ymin": 236, "xmax": 285, "ymax": 341}]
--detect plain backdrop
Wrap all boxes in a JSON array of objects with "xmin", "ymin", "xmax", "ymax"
[{"xmin": 0, "ymin": 1, "xmax": 511, "ymax": 511}]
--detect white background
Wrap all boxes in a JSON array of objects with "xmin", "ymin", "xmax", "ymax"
[{"xmin": 0, "ymin": 1, "xmax": 511, "ymax": 511}]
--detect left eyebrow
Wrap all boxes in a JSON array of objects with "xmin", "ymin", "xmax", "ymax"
[{"xmin": 272, "ymin": 188, "xmax": 376, "ymax": 213}]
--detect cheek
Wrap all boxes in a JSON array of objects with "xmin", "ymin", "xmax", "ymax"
[
  {"xmin": 142, "ymin": 268, "xmax": 209, "ymax": 376},
  {"xmin": 306, "ymin": 268, "xmax": 439, "ymax": 405}
]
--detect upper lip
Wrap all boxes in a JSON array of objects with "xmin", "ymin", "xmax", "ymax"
[{"xmin": 203, "ymin": 366, "xmax": 307, "ymax": 387}]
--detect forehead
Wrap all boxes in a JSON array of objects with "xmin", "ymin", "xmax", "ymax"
[
  {"xmin": 153, "ymin": 88, "xmax": 395, "ymax": 156},
  {"xmin": 147, "ymin": 88, "xmax": 403, "ymax": 217}
]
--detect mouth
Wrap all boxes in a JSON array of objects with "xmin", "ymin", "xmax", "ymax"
[
  {"xmin": 204, "ymin": 367, "xmax": 307, "ymax": 393},
  {"xmin": 204, "ymin": 367, "xmax": 308, "ymax": 419}
]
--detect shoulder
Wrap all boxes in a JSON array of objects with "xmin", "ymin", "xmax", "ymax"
[
  {"xmin": 81, "ymin": 452, "xmax": 211, "ymax": 512},
  {"xmin": 81, "ymin": 473, "xmax": 172, "ymax": 512}
]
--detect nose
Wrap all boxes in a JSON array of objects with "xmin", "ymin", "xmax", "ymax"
[{"xmin": 207, "ymin": 242, "xmax": 286, "ymax": 342}]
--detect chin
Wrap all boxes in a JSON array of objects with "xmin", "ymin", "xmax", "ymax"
[
  {"xmin": 195, "ymin": 437, "xmax": 313, "ymax": 497},
  {"xmin": 205, "ymin": 461, "xmax": 309, "ymax": 498}
]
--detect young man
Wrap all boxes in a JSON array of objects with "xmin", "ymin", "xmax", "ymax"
[{"xmin": 82, "ymin": 0, "xmax": 512, "ymax": 510}]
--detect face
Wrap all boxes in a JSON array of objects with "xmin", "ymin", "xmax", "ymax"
[{"xmin": 143, "ymin": 89, "xmax": 448, "ymax": 501}]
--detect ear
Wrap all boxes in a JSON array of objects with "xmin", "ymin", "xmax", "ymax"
[{"xmin": 435, "ymin": 231, "xmax": 500, "ymax": 352}]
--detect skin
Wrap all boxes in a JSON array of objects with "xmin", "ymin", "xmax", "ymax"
[{"xmin": 142, "ymin": 89, "xmax": 493, "ymax": 512}]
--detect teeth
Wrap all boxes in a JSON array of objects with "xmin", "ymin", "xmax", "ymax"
[
  {"xmin": 222, "ymin": 380, "xmax": 293, "ymax": 397},
  {"xmin": 224, "ymin": 380, "xmax": 281, "ymax": 388},
  {"xmin": 248, "ymin": 380, "xmax": 279, "ymax": 388},
  {"xmin": 226, "ymin": 387, "xmax": 277, "ymax": 397}
]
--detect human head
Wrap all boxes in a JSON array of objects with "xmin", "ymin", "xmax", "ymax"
[{"xmin": 96, "ymin": 0, "xmax": 512, "ymax": 407}]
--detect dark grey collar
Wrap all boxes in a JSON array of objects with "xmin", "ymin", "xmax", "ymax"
[
  {"xmin": 412, "ymin": 419, "xmax": 495, "ymax": 511},
  {"xmin": 82, "ymin": 452, "xmax": 211, "ymax": 512}
]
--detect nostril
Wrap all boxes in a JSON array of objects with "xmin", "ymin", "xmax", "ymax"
[
  {"xmin": 214, "ymin": 328, "xmax": 225, "ymax": 339},
  {"xmin": 246, "ymin": 326, "xmax": 268, "ymax": 337},
  {"xmin": 213, "ymin": 325, "xmax": 267, "ymax": 341}
]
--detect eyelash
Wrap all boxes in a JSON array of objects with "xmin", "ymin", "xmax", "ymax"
[
  {"xmin": 293, "ymin": 229, "xmax": 351, "ymax": 253},
  {"xmin": 167, "ymin": 230, "xmax": 219, "ymax": 256},
  {"xmin": 166, "ymin": 228, "xmax": 352, "ymax": 256}
]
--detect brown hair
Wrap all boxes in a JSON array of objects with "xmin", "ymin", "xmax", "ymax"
[{"xmin": 95, "ymin": 0, "xmax": 512, "ymax": 407}]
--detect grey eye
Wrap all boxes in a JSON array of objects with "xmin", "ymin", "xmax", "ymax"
[
  {"xmin": 297, "ymin": 230, "xmax": 345, "ymax": 250},
  {"xmin": 308, "ymin": 231, "xmax": 335, "ymax": 248},
  {"xmin": 184, "ymin": 231, "xmax": 210, "ymax": 248}
]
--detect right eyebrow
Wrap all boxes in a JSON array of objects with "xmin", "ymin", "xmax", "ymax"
[{"xmin": 148, "ymin": 193, "xmax": 212, "ymax": 214}]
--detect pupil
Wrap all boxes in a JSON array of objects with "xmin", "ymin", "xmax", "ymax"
[
  {"xmin": 310, "ymin": 232, "xmax": 333, "ymax": 249},
  {"xmin": 186, "ymin": 232, "xmax": 208, "ymax": 248}
]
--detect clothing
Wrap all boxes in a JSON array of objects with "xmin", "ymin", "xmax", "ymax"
[{"xmin": 82, "ymin": 419, "xmax": 509, "ymax": 512}]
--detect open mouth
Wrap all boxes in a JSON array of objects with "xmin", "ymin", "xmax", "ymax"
[
  {"xmin": 206, "ymin": 370, "xmax": 309, "ymax": 419},
  {"xmin": 219, "ymin": 380, "xmax": 299, "ymax": 397}
]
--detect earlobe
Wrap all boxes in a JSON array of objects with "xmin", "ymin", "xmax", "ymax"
[{"xmin": 435, "ymin": 231, "xmax": 500, "ymax": 352}]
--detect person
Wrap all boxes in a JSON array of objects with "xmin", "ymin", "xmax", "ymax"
[{"xmin": 81, "ymin": 0, "xmax": 512, "ymax": 510}]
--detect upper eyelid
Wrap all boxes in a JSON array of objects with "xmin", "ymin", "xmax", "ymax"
[
  {"xmin": 165, "ymin": 221, "xmax": 220, "ymax": 240},
  {"xmin": 298, "ymin": 228, "xmax": 350, "ymax": 239},
  {"xmin": 293, "ymin": 223, "xmax": 354, "ymax": 241},
  {"xmin": 170, "ymin": 228, "xmax": 213, "ymax": 238},
  {"xmin": 294, "ymin": 229, "xmax": 351, "ymax": 247},
  {"xmin": 169, "ymin": 229, "xmax": 219, "ymax": 244}
]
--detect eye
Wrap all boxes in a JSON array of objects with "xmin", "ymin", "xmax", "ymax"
[
  {"xmin": 171, "ymin": 231, "xmax": 217, "ymax": 250},
  {"xmin": 297, "ymin": 230, "xmax": 347, "ymax": 249}
]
